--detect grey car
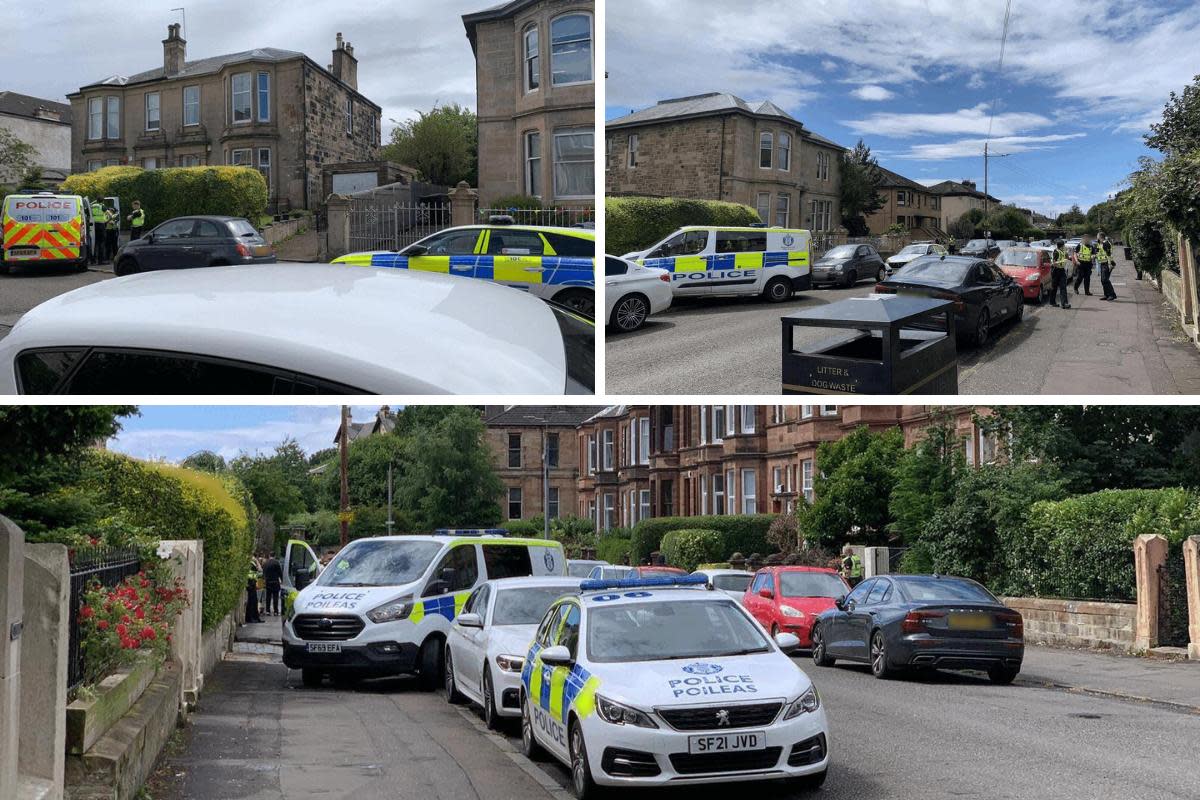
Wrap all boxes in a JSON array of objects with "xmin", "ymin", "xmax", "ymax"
[
  {"xmin": 114, "ymin": 215, "xmax": 276, "ymax": 276},
  {"xmin": 811, "ymin": 244, "xmax": 887, "ymax": 287},
  {"xmin": 809, "ymin": 574, "xmax": 1024, "ymax": 684}
]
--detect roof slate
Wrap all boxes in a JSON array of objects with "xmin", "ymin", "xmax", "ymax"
[
  {"xmin": 81, "ymin": 47, "xmax": 305, "ymax": 89},
  {"xmin": 484, "ymin": 405, "xmax": 607, "ymax": 426},
  {"xmin": 0, "ymin": 91, "xmax": 72, "ymax": 123}
]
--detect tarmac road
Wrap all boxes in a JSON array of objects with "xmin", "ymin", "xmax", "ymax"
[{"xmin": 0, "ymin": 263, "xmax": 114, "ymax": 341}]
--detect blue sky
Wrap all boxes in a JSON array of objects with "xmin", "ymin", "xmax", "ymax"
[
  {"xmin": 605, "ymin": 0, "xmax": 1200, "ymax": 217},
  {"xmin": 107, "ymin": 405, "xmax": 384, "ymax": 463}
]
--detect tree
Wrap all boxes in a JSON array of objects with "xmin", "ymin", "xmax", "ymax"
[
  {"xmin": 1085, "ymin": 197, "xmax": 1121, "ymax": 234},
  {"xmin": 1055, "ymin": 204, "xmax": 1086, "ymax": 227},
  {"xmin": 0, "ymin": 126, "xmax": 37, "ymax": 189},
  {"xmin": 838, "ymin": 140, "xmax": 885, "ymax": 235},
  {"xmin": 949, "ymin": 210, "xmax": 979, "ymax": 240},
  {"xmin": 181, "ymin": 450, "xmax": 226, "ymax": 473},
  {"xmin": 799, "ymin": 426, "xmax": 905, "ymax": 548},
  {"xmin": 381, "ymin": 103, "xmax": 478, "ymax": 187},
  {"xmin": 0, "ymin": 406, "xmax": 137, "ymax": 483},
  {"xmin": 319, "ymin": 434, "xmax": 406, "ymax": 510},
  {"xmin": 888, "ymin": 412, "xmax": 966, "ymax": 544},
  {"xmin": 397, "ymin": 407, "xmax": 503, "ymax": 530},
  {"xmin": 1146, "ymin": 73, "xmax": 1200, "ymax": 155}
]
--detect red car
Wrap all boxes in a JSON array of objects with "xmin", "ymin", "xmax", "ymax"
[
  {"xmin": 742, "ymin": 566, "xmax": 851, "ymax": 646},
  {"xmin": 996, "ymin": 247, "xmax": 1054, "ymax": 303},
  {"xmin": 634, "ymin": 565, "xmax": 686, "ymax": 577}
]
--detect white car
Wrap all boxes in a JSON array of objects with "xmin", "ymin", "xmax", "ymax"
[
  {"xmin": 690, "ymin": 569, "xmax": 754, "ymax": 601},
  {"xmin": 604, "ymin": 255, "xmax": 672, "ymax": 332},
  {"xmin": 568, "ymin": 559, "xmax": 611, "ymax": 578},
  {"xmin": 519, "ymin": 575, "xmax": 830, "ymax": 798},
  {"xmin": 444, "ymin": 576, "xmax": 583, "ymax": 729},
  {"xmin": 0, "ymin": 263, "xmax": 594, "ymax": 394},
  {"xmin": 885, "ymin": 242, "xmax": 946, "ymax": 276}
]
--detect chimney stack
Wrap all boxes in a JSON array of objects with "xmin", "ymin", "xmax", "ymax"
[
  {"xmin": 331, "ymin": 32, "xmax": 358, "ymax": 91},
  {"xmin": 163, "ymin": 23, "xmax": 187, "ymax": 76},
  {"xmin": 962, "ymin": 179, "xmax": 976, "ymax": 191}
]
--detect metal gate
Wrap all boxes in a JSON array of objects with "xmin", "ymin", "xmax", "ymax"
[
  {"xmin": 68, "ymin": 547, "xmax": 142, "ymax": 693},
  {"xmin": 347, "ymin": 199, "xmax": 452, "ymax": 253},
  {"xmin": 1159, "ymin": 552, "xmax": 1189, "ymax": 647}
]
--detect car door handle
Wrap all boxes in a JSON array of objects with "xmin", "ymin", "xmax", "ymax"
[
  {"xmin": 451, "ymin": 264, "xmax": 472, "ymax": 271},
  {"xmin": 524, "ymin": 266, "xmax": 544, "ymax": 272},
  {"xmin": 605, "ymin": 280, "xmax": 618, "ymax": 286}
]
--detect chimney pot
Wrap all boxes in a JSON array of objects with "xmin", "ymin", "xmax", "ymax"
[{"xmin": 163, "ymin": 23, "xmax": 187, "ymax": 76}]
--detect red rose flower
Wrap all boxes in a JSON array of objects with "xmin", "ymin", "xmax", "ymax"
[
  {"xmin": 79, "ymin": 606, "xmax": 95, "ymax": 621},
  {"xmin": 116, "ymin": 623, "xmax": 128, "ymax": 637},
  {"xmin": 97, "ymin": 619, "xmax": 110, "ymax": 631},
  {"xmin": 134, "ymin": 607, "xmax": 145, "ymax": 620},
  {"xmin": 140, "ymin": 626, "xmax": 156, "ymax": 641}
]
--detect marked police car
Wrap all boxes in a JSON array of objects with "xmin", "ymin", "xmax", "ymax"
[
  {"xmin": 519, "ymin": 576, "xmax": 830, "ymax": 798},
  {"xmin": 445, "ymin": 576, "xmax": 583, "ymax": 729},
  {"xmin": 623, "ymin": 226, "xmax": 811, "ymax": 303},
  {"xmin": 332, "ymin": 222, "xmax": 596, "ymax": 316},
  {"xmin": 282, "ymin": 530, "xmax": 566, "ymax": 689}
]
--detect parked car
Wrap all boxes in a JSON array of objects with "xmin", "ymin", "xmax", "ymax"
[
  {"xmin": 994, "ymin": 239, "xmax": 1020, "ymax": 254},
  {"xmin": 113, "ymin": 215, "xmax": 275, "ymax": 275},
  {"xmin": 811, "ymin": 243, "xmax": 887, "ymax": 287},
  {"xmin": 875, "ymin": 255, "xmax": 1024, "ymax": 347},
  {"xmin": 996, "ymin": 247, "xmax": 1054, "ymax": 303},
  {"xmin": 742, "ymin": 566, "xmax": 850, "ymax": 646},
  {"xmin": 566, "ymin": 559, "xmax": 610, "ymax": 578},
  {"xmin": 0, "ymin": 263, "xmax": 595, "ymax": 394},
  {"xmin": 960, "ymin": 238, "xmax": 999, "ymax": 259},
  {"xmin": 604, "ymin": 255, "xmax": 672, "ymax": 332},
  {"xmin": 691, "ymin": 568, "xmax": 754, "ymax": 599},
  {"xmin": 885, "ymin": 242, "xmax": 947, "ymax": 276},
  {"xmin": 810, "ymin": 574, "xmax": 1024, "ymax": 684}
]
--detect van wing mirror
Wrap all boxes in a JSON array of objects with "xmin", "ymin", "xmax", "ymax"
[{"xmin": 539, "ymin": 645, "xmax": 572, "ymax": 666}]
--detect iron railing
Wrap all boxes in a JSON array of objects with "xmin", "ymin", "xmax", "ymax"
[
  {"xmin": 68, "ymin": 547, "xmax": 141, "ymax": 693},
  {"xmin": 346, "ymin": 199, "xmax": 452, "ymax": 253},
  {"xmin": 478, "ymin": 206, "xmax": 595, "ymax": 228}
]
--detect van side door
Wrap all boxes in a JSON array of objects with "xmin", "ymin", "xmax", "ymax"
[
  {"xmin": 648, "ymin": 230, "xmax": 710, "ymax": 295},
  {"xmin": 421, "ymin": 544, "xmax": 482, "ymax": 622}
]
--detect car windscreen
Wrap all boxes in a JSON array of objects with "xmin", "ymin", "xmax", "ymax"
[
  {"xmin": 315, "ymin": 540, "xmax": 444, "ymax": 587},
  {"xmin": 567, "ymin": 562, "xmax": 600, "ymax": 577},
  {"xmin": 898, "ymin": 577, "xmax": 999, "ymax": 604},
  {"xmin": 965, "ymin": 239, "xmax": 989, "ymax": 249},
  {"xmin": 712, "ymin": 574, "xmax": 752, "ymax": 592},
  {"xmin": 895, "ymin": 259, "xmax": 971, "ymax": 283},
  {"xmin": 779, "ymin": 571, "xmax": 846, "ymax": 598},
  {"xmin": 997, "ymin": 250, "xmax": 1040, "ymax": 266},
  {"xmin": 493, "ymin": 586, "xmax": 578, "ymax": 625},
  {"xmin": 587, "ymin": 599, "xmax": 770, "ymax": 662},
  {"xmin": 821, "ymin": 245, "xmax": 856, "ymax": 259},
  {"xmin": 552, "ymin": 306, "xmax": 595, "ymax": 393},
  {"xmin": 897, "ymin": 245, "xmax": 926, "ymax": 256}
]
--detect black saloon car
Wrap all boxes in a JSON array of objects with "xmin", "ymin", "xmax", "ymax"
[
  {"xmin": 114, "ymin": 216, "xmax": 276, "ymax": 275},
  {"xmin": 811, "ymin": 244, "xmax": 887, "ymax": 287},
  {"xmin": 810, "ymin": 574, "xmax": 1024, "ymax": 684},
  {"xmin": 959, "ymin": 238, "xmax": 1000, "ymax": 259},
  {"xmin": 875, "ymin": 255, "xmax": 1023, "ymax": 346}
]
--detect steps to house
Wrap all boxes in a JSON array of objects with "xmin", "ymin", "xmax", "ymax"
[{"xmin": 227, "ymin": 620, "xmax": 284, "ymax": 661}]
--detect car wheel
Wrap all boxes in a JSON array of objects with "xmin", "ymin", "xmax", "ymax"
[
  {"xmin": 114, "ymin": 257, "xmax": 138, "ymax": 277},
  {"xmin": 483, "ymin": 667, "xmax": 501, "ymax": 731},
  {"xmin": 416, "ymin": 638, "xmax": 444, "ymax": 691},
  {"xmin": 520, "ymin": 693, "xmax": 547, "ymax": 761},
  {"xmin": 789, "ymin": 768, "xmax": 828, "ymax": 791},
  {"xmin": 1038, "ymin": 283, "xmax": 1049, "ymax": 305},
  {"xmin": 1014, "ymin": 297, "xmax": 1025, "ymax": 322},
  {"xmin": 973, "ymin": 308, "xmax": 991, "ymax": 347},
  {"xmin": 988, "ymin": 664, "xmax": 1020, "ymax": 685},
  {"xmin": 841, "ymin": 270, "xmax": 857, "ymax": 289},
  {"xmin": 301, "ymin": 668, "xmax": 324, "ymax": 688},
  {"xmin": 569, "ymin": 719, "xmax": 600, "ymax": 799},
  {"xmin": 611, "ymin": 294, "xmax": 649, "ymax": 332},
  {"xmin": 876, "ymin": 266, "xmax": 886, "ymax": 283},
  {"xmin": 811, "ymin": 623, "xmax": 835, "ymax": 667},
  {"xmin": 763, "ymin": 276, "xmax": 792, "ymax": 303},
  {"xmin": 870, "ymin": 631, "xmax": 896, "ymax": 679},
  {"xmin": 444, "ymin": 644, "xmax": 466, "ymax": 704},
  {"xmin": 556, "ymin": 288, "xmax": 595, "ymax": 318}
]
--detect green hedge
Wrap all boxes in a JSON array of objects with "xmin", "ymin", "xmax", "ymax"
[
  {"xmin": 605, "ymin": 196, "xmax": 762, "ymax": 256},
  {"xmin": 83, "ymin": 453, "xmax": 256, "ymax": 630},
  {"xmin": 1000, "ymin": 488, "xmax": 1200, "ymax": 601},
  {"xmin": 596, "ymin": 532, "xmax": 633, "ymax": 566},
  {"xmin": 60, "ymin": 165, "xmax": 268, "ymax": 230},
  {"xmin": 631, "ymin": 515, "xmax": 776, "ymax": 564},
  {"xmin": 660, "ymin": 529, "xmax": 724, "ymax": 572}
]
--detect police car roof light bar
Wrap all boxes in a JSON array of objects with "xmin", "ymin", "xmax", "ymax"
[
  {"xmin": 432, "ymin": 528, "xmax": 508, "ymax": 537},
  {"xmin": 579, "ymin": 575, "xmax": 709, "ymax": 592}
]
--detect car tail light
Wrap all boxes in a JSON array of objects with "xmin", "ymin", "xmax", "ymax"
[
  {"xmin": 874, "ymin": 284, "xmax": 896, "ymax": 294},
  {"xmin": 996, "ymin": 610, "xmax": 1024, "ymax": 639},
  {"xmin": 901, "ymin": 609, "xmax": 946, "ymax": 633},
  {"xmin": 236, "ymin": 242, "xmax": 252, "ymax": 258},
  {"xmin": 931, "ymin": 290, "xmax": 965, "ymax": 313},
  {"xmin": 659, "ymin": 273, "xmax": 670, "ymax": 282}
]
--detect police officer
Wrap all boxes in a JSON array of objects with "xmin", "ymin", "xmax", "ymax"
[
  {"xmin": 840, "ymin": 551, "xmax": 864, "ymax": 588},
  {"xmin": 105, "ymin": 206, "xmax": 120, "ymax": 261},
  {"xmin": 126, "ymin": 200, "xmax": 146, "ymax": 240},
  {"xmin": 1095, "ymin": 233, "xmax": 1116, "ymax": 301},
  {"xmin": 1073, "ymin": 236, "xmax": 1095, "ymax": 295},
  {"xmin": 90, "ymin": 197, "xmax": 106, "ymax": 264},
  {"xmin": 1050, "ymin": 238, "xmax": 1071, "ymax": 308}
]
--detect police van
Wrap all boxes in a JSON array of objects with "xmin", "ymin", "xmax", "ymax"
[
  {"xmin": 1, "ymin": 192, "xmax": 95, "ymax": 274},
  {"xmin": 282, "ymin": 530, "xmax": 566, "ymax": 688},
  {"xmin": 519, "ymin": 575, "xmax": 830, "ymax": 798},
  {"xmin": 623, "ymin": 226, "xmax": 812, "ymax": 303},
  {"xmin": 332, "ymin": 222, "xmax": 596, "ymax": 317}
]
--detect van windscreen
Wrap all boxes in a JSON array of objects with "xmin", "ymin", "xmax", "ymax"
[
  {"xmin": 315, "ymin": 540, "xmax": 443, "ymax": 587},
  {"xmin": 4, "ymin": 196, "xmax": 78, "ymax": 224}
]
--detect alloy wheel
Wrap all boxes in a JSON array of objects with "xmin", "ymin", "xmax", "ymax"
[
  {"xmin": 483, "ymin": 670, "xmax": 496, "ymax": 729},
  {"xmin": 615, "ymin": 296, "xmax": 647, "ymax": 331}
]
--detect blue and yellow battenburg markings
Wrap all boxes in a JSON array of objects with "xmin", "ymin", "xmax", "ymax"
[
  {"xmin": 643, "ymin": 250, "xmax": 809, "ymax": 272},
  {"xmin": 522, "ymin": 641, "xmax": 600, "ymax": 722},
  {"xmin": 407, "ymin": 590, "xmax": 471, "ymax": 624},
  {"xmin": 341, "ymin": 253, "xmax": 594, "ymax": 287}
]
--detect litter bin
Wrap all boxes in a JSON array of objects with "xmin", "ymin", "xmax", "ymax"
[{"xmin": 781, "ymin": 295, "xmax": 958, "ymax": 394}]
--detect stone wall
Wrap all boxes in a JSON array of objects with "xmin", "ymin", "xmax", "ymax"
[
  {"xmin": 302, "ymin": 62, "xmax": 381, "ymax": 215},
  {"xmin": 1161, "ymin": 269, "xmax": 1183, "ymax": 317},
  {"xmin": 1002, "ymin": 596, "xmax": 1137, "ymax": 651},
  {"xmin": 487, "ymin": 424, "xmax": 584, "ymax": 521},
  {"xmin": 0, "ymin": 113, "xmax": 71, "ymax": 183},
  {"xmin": 605, "ymin": 118, "xmax": 723, "ymax": 199}
]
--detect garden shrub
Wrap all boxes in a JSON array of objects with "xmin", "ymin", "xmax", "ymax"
[
  {"xmin": 660, "ymin": 529, "xmax": 724, "ymax": 572},
  {"xmin": 631, "ymin": 515, "xmax": 776, "ymax": 564},
  {"xmin": 605, "ymin": 196, "xmax": 761, "ymax": 256},
  {"xmin": 596, "ymin": 532, "xmax": 633, "ymax": 565}
]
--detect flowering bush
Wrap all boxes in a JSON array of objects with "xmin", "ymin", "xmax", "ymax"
[{"xmin": 76, "ymin": 561, "xmax": 189, "ymax": 687}]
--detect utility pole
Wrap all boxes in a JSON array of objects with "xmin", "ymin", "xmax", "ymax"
[
  {"xmin": 386, "ymin": 462, "xmax": 394, "ymax": 535},
  {"xmin": 542, "ymin": 427, "xmax": 550, "ymax": 540},
  {"xmin": 339, "ymin": 406, "xmax": 350, "ymax": 548},
  {"xmin": 982, "ymin": 141, "xmax": 1010, "ymax": 221}
]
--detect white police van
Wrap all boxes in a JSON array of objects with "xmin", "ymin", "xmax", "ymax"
[
  {"xmin": 519, "ymin": 575, "xmax": 830, "ymax": 798},
  {"xmin": 282, "ymin": 530, "xmax": 566, "ymax": 688},
  {"xmin": 623, "ymin": 226, "xmax": 812, "ymax": 303}
]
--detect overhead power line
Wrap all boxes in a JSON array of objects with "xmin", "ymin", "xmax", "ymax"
[{"xmin": 983, "ymin": 0, "xmax": 1014, "ymax": 219}]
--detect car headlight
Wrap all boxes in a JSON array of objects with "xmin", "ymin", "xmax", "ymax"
[
  {"xmin": 595, "ymin": 694, "xmax": 658, "ymax": 728},
  {"xmin": 496, "ymin": 654, "xmax": 525, "ymax": 673},
  {"xmin": 1027, "ymin": 272, "xmax": 1042, "ymax": 281},
  {"xmin": 366, "ymin": 595, "xmax": 415, "ymax": 624},
  {"xmin": 783, "ymin": 686, "xmax": 821, "ymax": 720},
  {"xmin": 780, "ymin": 605, "xmax": 805, "ymax": 618},
  {"xmin": 831, "ymin": 264, "xmax": 844, "ymax": 271}
]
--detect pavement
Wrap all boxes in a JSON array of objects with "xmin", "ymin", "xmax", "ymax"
[{"xmin": 605, "ymin": 251, "xmax": 1200, "ymax": 395}]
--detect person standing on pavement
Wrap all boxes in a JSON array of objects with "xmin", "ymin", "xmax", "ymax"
[
  {"xmin": 1050, "ymin": 239, "xmax": 1072, "ymax": 308},
  {"xmin": 89, "ymin": 198, "xmax": 106, "ymax": 264},
  {"xmin": 1096, "ymin": 233, "xmax": 1117, "ymax": 301},
  {"xmin": 840, "ymin": 551, "xmax": 863, "ymax": 588},
  {"xmin": 126, "ymin": 200, "xmax": 146, "ymax": 240},
  {"xmin": 1073, "ymin": 236, "xmax": 1095, "ymax": 295},
  {"xmin": 105, "ymin": 206, "xmax": 120, "ymax": 260},
  {"xmin": 246, "ymin": 560, "xmax": 264, "ymax": 623},
  {"xmin": 262, "ymin": 552, "xmax": 284, "ymax": 616}
]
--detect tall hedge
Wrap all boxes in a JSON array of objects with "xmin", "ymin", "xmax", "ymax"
[
  {"xmin": 631, "ymin": 515, "xmax": 776, "ymax": 564},
  {"xmin": 596, "ymin": 532, "xmax": 632, "ymax": 566},
  {"xmin": 605, "ymin": 196, "xmax": 761, "ymax": 256},
  {"xmin": 660, "ymin": 529, "xmax": 724, "ymax": 572},
  {"xmin": 60, "ymin": 165, "xmax": 268, "ymax": 229},
  {"xmin": 83, "ymin": 452, "xmax": 257, "ymax": 630},
  {"xmin": 1000, "ymin": 488, "xmax": 1200, "ymax": 601}
]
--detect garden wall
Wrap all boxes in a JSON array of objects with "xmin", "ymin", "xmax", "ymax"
[{"xmin": 1001, "ymin": 597, "xmax": 1137, "ymax": 651}]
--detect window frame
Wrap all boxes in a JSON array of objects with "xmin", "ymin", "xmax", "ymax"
[
  {"xmin": 87, "ymin": 97, "xmax": 103, "ymax": 140},
  {"xmin": 552, "ymin": 127, "xmax": 594, "ymax": 200},
  {"xmin": 741, "ymin": 469, "xmax": 757, "ymax": 514},
  {"xmin": 105, "ymin": 96, "xmax": 120, "ymax": 139},
  {"xmin": 775, "ymin": 193, "xmax": 790, "ymax": 227},
  {"xmin": 778, "ymin": 131, "xmax": 791, "ymax": 171},
  {"xmin": 257, "ymin": 71, "xmax": 271, "ymax": 122},
  {"xmin": 507, "ymin": 432, "xmax": 522, "ymax": 468},
  {"xmin": 524, "ymin": 130, "xmax": 542, "ymax": 198},
  {"xmin": 508, "ymin": 486, "xmax": 523, "ymax": 520},
  {"xmin": 523, "ymin": 24, "xmax": 540, "ymax": 93},
  {"xmin": 601, "ymin": 429, "xmax": 614, "ymax": 471},
  {"xmin": 183, "ymin": 85, "xmax": 201, "ymax": 127},
  {"xmin": 231, "ymin": 72, "xmax": 252, "ymax": 124},
  {"xmin": 759, "ymin": 131, "xmax": 773, "ymax": 169},
  {"xmin": 756, "ymin": 191, "xmax": 771, "ymax": 224},
  {"xmin": 344, "ymin": 97, "xmax": 354, "ymax": 135},
  {"xmin": 627, "ymin": 133, "xmax": 638, "ymax": 168},
  {"xmin": 547, "ymin": 487, "xmax": 560, "ymax": 520},
  {"xmin": 549, "ymin": 12, "xmax": 594, "ymax": 87}
]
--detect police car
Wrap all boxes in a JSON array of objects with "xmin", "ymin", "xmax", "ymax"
[
  {"xmin": 282, "ymin": 530, "xmax": 566, "ymax": 689},
  {"xmin": 622, "ymin": 226, "xmax": 811, "ymax": 303},
  {"xmin": 519, "ymin": 576, "xmax": 830, "ymax": 798},
  {"xmin": 332, "ymin": 221, "xmax": 596, "ymax": 317}
]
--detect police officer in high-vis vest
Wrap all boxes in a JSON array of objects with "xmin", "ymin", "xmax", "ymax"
[
  {"xmin": 105, "ymin": 206, "xmax": 120, "ymax": 261},
  {"xmin": 127, "ymin": 200, "xmax": 146, "ymax": 240},
  {"xmin": 89, "ymin": 198, "xmax": 106, "ymax": 264},
  {"xmin": 841, "ymin": 551, "xmax": 864, "ymax": 588},
  {"xmin": 1050, "ymin": 239, "xmax": 1071, "ymax": 309},
  {"xmin": 1073, "ymin": 237, "xmax": 1095, "ymax": 295},
  {"xmin": 1096, "ymin": 232, "xmax": 1116, "ymax": 301}
]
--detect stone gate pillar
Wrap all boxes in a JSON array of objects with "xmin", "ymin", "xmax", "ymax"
[
  {"xmin": 1133, "ymin": 533, "xmax": 1168, "ymax": 651},
  {"xmin": 1183, "ymin": 535, "xmax": 1200, "ymax": 661},
  {"xmin": 1, "ymin": 516, "xmax": 26, "ymax": 800},
  {"xmin": 450, "ymin": 181, "xmax": 478, "ymax": 227}
]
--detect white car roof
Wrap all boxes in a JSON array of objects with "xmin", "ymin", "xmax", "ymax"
[
  {"xmin": 581, "ymin": 586, "xmax": 729, "ymax": 608},
  {"xmin": 0, "ymin": 263, "xmax": 568, "ymax": 394},
  {"xmin": 692, "ymin": 569, "xmax": 753, "ymax": 578},
  {"xmin": 484, "ymin": 576, "xmax": 583, "ymax": 591}
]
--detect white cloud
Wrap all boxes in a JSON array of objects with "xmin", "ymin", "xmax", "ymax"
[
  {"xmin": 843, "ymin": 104, "xmax": 1054, "ymax": 138},
  {"xmin": 851, "ymin": 85, "xmax": 895, "ymax": 101},
  {"xmin": 898, "ymin": 133, "xmax": 1087, "ymax": 160}
]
